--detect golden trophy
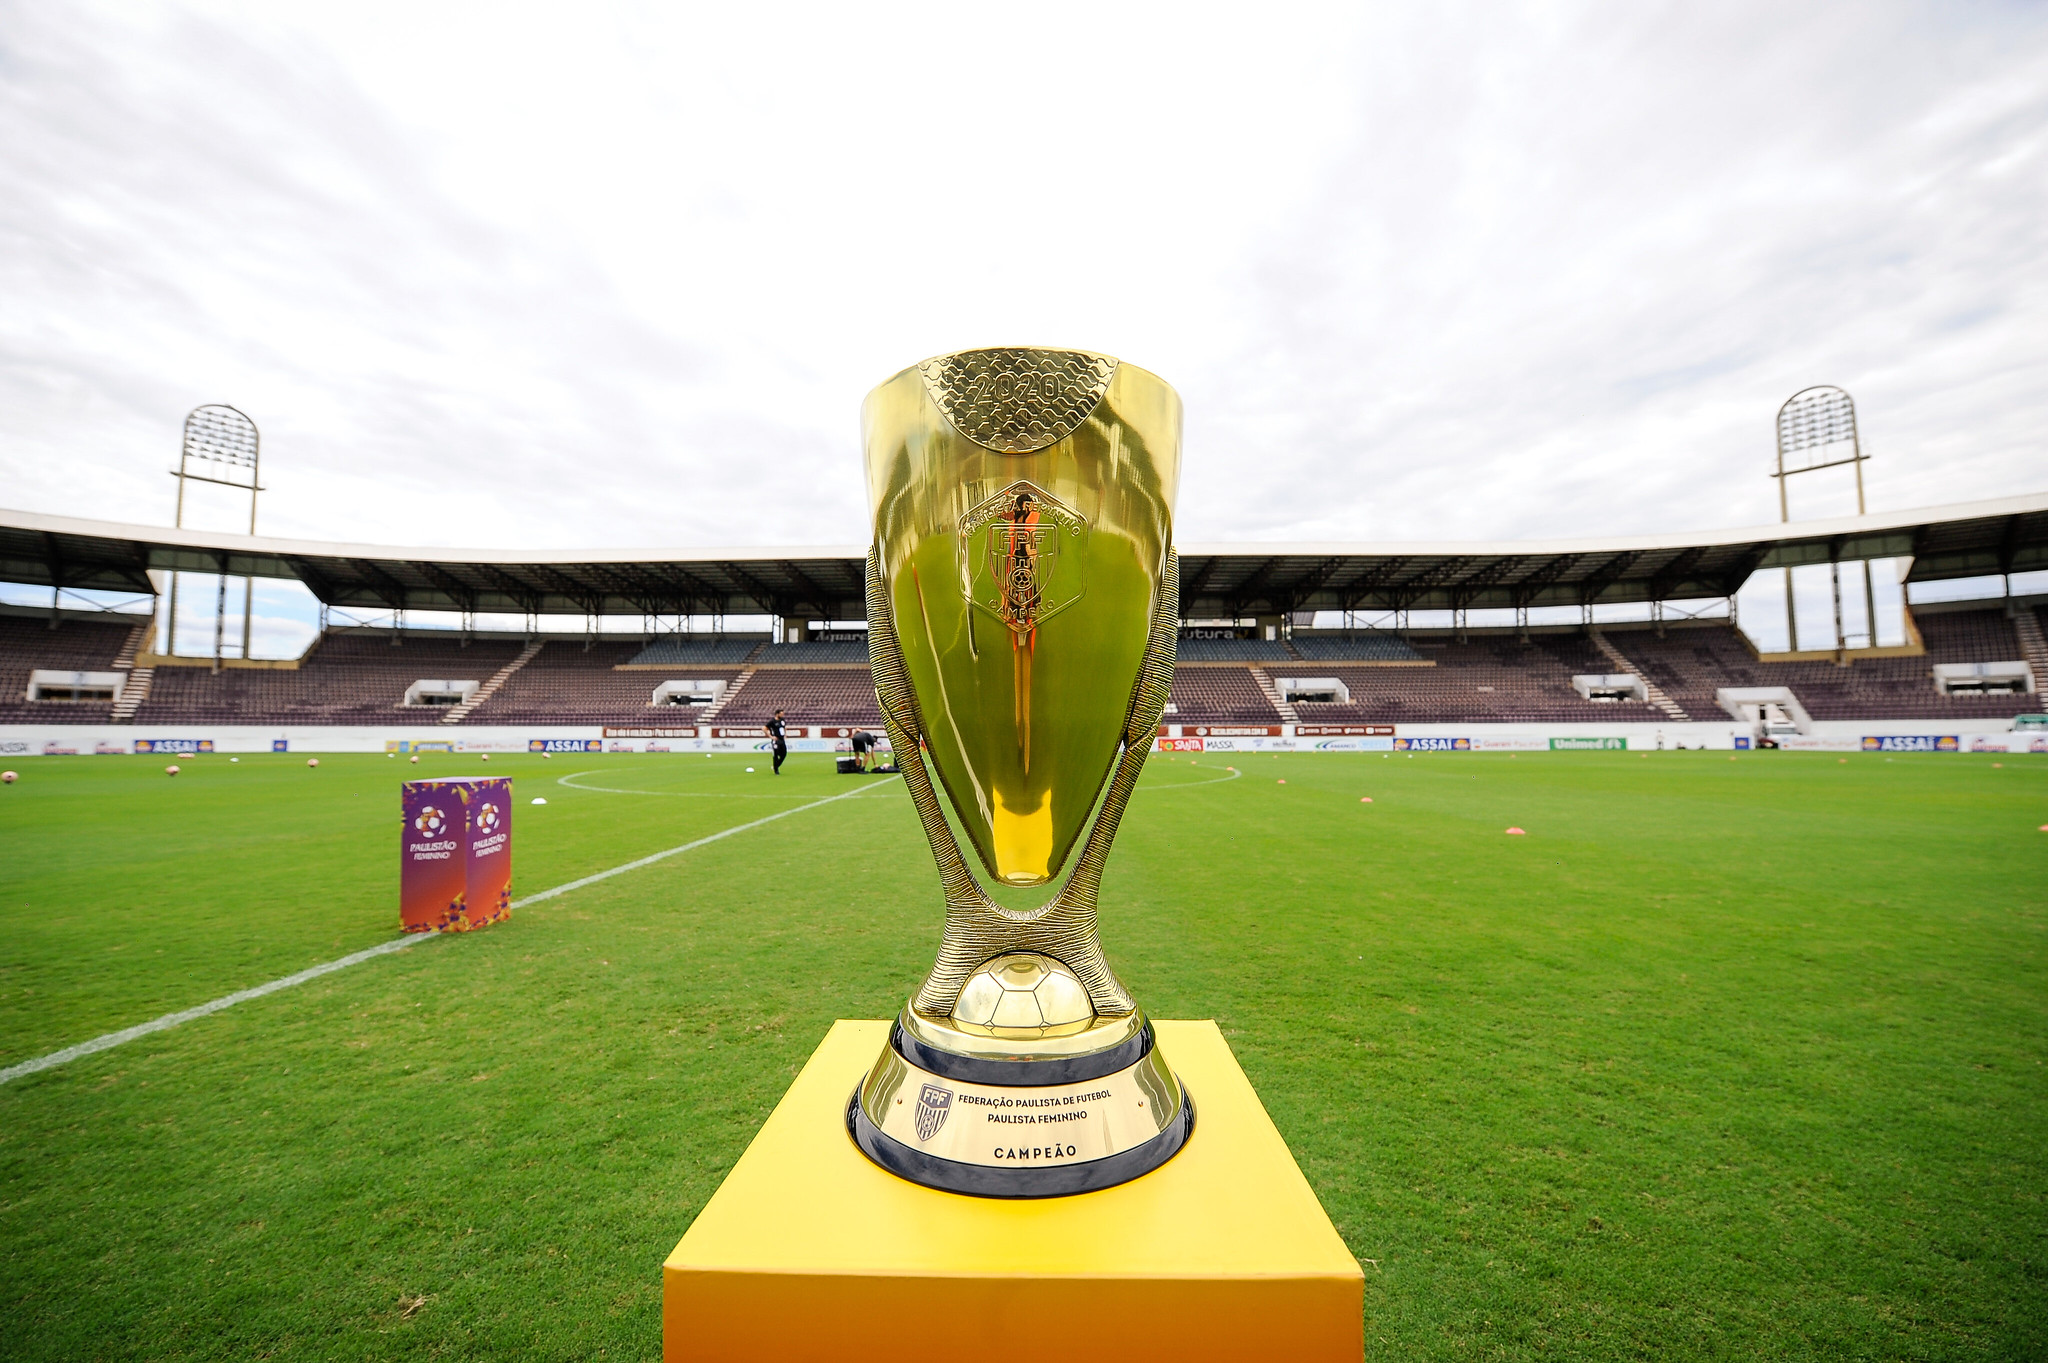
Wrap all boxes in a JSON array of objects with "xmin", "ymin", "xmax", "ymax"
[{"xmin": 848, "ymin": 346, "xmax": 1191, "ymax": 1197}]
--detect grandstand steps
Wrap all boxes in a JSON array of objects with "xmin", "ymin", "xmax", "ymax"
[
  {"xmin": 440, "ymin": 640, "xmax": 545, "ymax": 724},
  {"xmin": 1590, "ymin": 629, "xmax": 1691, "ymax": 720},
  {"xmin": 2014, "ymin": 609, "xmax": 2048, "ymax": 712},
  {"xmin": 697, "ymin": 667, "xmax": 756, "ymax": 723},
  {"xmin": 110, "ymin": 669, "xmax": 153, "ymax": 723},
  {"xmin": 108, "ymin": 621, "xmax": 154, "ymax": 724},
  {"xmin": 1246, "ymin": 666, "xmax": 1301, "ymax": 723},
  {"xmin": 112, "ymin": 621, "xmax": 149, "ymax": 670}
]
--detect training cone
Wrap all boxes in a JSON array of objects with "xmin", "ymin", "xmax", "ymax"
[
  {"xmin": 1505, "ymin": 826, "xmax": 1526, "ymax": 835},
  {"xmin": 1278, "ymin": 778, "xmax": 1287, "ymax": 784},
  {"xmin": 165, "ymin": 765, "xmax": 180, "ymax": 776},
  {"xmin": 1360, "ymin": 796, "xmax": 1372, "ymax": 803},
  {"xmin": 307, "ymin": 758, "xmax": 319, "ymax": 768},
  {"xmin": 532, "ymin": 797, "xmax": 548, "ymax": 805}
]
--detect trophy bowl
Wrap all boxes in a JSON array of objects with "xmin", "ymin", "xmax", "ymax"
[{"xmin": 847, "ymin": 347, "xmax": 1192, "ymax": 1197}]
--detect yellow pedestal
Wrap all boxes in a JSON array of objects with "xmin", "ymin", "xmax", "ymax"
[{"xmin": 663, "ymin": 1019, "xmax": 1363, "ymax": 1362}]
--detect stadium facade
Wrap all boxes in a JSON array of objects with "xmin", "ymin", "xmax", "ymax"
[{"xmin": 2, "ymin": 494, "xmax": 2044, "ymax": 759}]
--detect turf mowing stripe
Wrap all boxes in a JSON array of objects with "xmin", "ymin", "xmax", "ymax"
[
  {"xmin": 0, "ymin": 778, "xmax": 899, "ymax": 1086},
  {"xmin": 512, "ymin": 776, "xmax": 897, "ymax": 907},
  {"xmin": 0, "ymin": 935, "xmax": 437, "ymax": 1085}
]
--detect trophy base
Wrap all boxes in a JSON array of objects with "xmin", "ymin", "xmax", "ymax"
[{"xmin": 847, "ymin": 1011, "xmax": 1193, "ymax": 1198}]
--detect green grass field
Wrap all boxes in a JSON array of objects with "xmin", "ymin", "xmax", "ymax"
[{"xmin": 1, "ymin": 747, "xmax": 2044, "ymax": 1360}]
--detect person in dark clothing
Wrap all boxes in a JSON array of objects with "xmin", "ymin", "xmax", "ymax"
[
  {"xmin": 767, "ymin": 710, "xmax": 788, "ymax": 774},
  {"xmin": 850, "ymin": 728, "xmax": 875, "ymax": 771}
]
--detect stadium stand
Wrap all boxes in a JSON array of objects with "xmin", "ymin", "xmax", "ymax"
[
  {"xmin": 0, "ymin": 614, "xmax": 137, "ymax": 723},
  {"xmin": 1287, "ymin": 634, "xmax": 1660, "ymax": 724},
  {"xmin": 1175, "ymin": 637, "xmax": 1297, "ymax": 662},
  {"xmin": 715, "ymin": 667, "xmax": 883, "ymax": 725},
  {"xmin": 1607, "ymin": 608, "xmax": 2039, "ymax": 722},
  {"xmin": 133, "ymin": 633, "xmax": 528, "ymax": 725},
  {"xmin": 1167, "ymin": 667, "xmax": 1284, "ymax": 724},
  {"xmin": 625, "ymin": 635, "xmax": 765, "ymax": 666},
  {"xmin": 756, "ymin": 638, "xmax": 871, "ymax": 664},
  {"xmin": 1290, "ymin": 633, "xmax": 1425, "ymax": 662},
  {"xmin": 465, "ymin": 640, "xmax": 739, "ymax": 725},
  {"xmin": 5, "ymin": 603, "xmax": 2039, "ymax": 729}
]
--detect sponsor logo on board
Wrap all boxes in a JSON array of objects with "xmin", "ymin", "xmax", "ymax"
[
  {"xmin": 134, "ymin": 738, "xmax": 213, "ymax": 754},
  {"xmin": 1189, "ymin": 726, "xmax": 1283, "ymax": 737},
  {"xmin": 271, "ymin": 739, "xmax": 289, "ymax": 752},
  {"xmin": 1393, "ymin": 736, "xmax": 1470, "ymax": 751},
  {"xmin": 1158, "ymin": 737, "xmax": 1204, "ymax": 752},
  {"xmin": 1860, "ymin": 735, "xmax": 1958, "ymax": 752},
  {"xmin": 1294, "ymin": 724, "xmax": 1395, "ymax": 736},
  {"xmin": 602, "ymin": 727, "xmax": 697, "ymax": 738},
  {"xmin": 528, "ymin": 738, "xmax": 601, "ymax": 752},
  {"xmin": 1549, "ymin": 737, "xmax": 1626, "ymax": 750}
]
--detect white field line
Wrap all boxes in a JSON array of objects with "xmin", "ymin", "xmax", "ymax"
[
  {"xmin": 554, "ymin": 769, "xmax": 829, "ymax": 799},
  {"xmin": 1141, "ymin": 760, "xmax": 1243, "ymax": 791},
  {"xmin": 0, "ymin": 777, "xmax": 898, "ymax": 1086},
  {"xmin": 514, "ymin": 776, "xmax": 896, "ymax": 907}
]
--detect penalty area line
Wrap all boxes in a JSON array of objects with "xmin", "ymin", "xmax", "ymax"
[{"xmin": 0, "ymin": 778, "xmax": 898, "ymax": 1087}]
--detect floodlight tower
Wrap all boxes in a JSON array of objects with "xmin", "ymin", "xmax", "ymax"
[
  {"xmin": 167, "ymin": 405, "xmax": 262, "ymax": 672},
  {"xmin": 1771, "ymin": 386, "xmax": 1874, "ymax": 653}
]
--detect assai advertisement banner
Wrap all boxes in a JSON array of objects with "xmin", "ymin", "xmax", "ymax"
[
  {"xmin": 1860, "ymin": 735, "xmax": 1959, "ymax": 752},
  {"xmin": 400, "ymin": 777, "xmax": 513, "ymax": 933},
  {"xmin": 134, "ymin": 738, "xmax": 214, "ymax": 754},
  {"xmin": 529, "ymin": 738, "xmax": 602, "ymax": 752},
  {"xmin": 1549, "ymin": 737, "xmax": 1626, "ymax": 750},
  {"xmin": 1393, "ymin": 736, "xmax": 1471, "ymax": 751}
]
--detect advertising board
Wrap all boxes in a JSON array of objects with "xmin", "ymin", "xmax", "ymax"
[
  {"xmin": 1293, "ymin": 725, "xmax": 1395, "ymax": 736},
  {"xmin": 1859, "ymin": 735, "xmax": 1959, "ymax": 752},
  {"xmin": 529, "ymin": 738, "xmax": 602, "ymax": 752},
  {"xmin": 1393, "ymin": 736, "xmax": 1471, "ymax": 751},
  {"xmin": 400, "ymin": 777, "xmax": 512, "ymax": 933},
  {"xmin": 1549, "ymin": 737, "xmax": 1626, "ymax": 750},
  {"xmin": 134, "ymin": 738, "xmax": 214, "ymax": 754}
]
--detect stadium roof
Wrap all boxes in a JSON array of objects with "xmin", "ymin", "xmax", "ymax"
[{"xmin": 2, "ymin": 491, "xmax": 2044, "ymax": 620}]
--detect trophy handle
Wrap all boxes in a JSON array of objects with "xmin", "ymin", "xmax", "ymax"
[{"xmin": 868, "ymin": 548, "xmax": 1178, "ymax": 1020}]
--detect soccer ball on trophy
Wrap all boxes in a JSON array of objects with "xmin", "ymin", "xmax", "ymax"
[{"xmin": 949, "ymin": 953, "xmax": 1096, "ymax": 1039}]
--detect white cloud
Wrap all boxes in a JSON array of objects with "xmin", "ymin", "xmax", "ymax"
[{"xmin": 1, "ymin": 0, "xmax": 2042, "ymax": 557}]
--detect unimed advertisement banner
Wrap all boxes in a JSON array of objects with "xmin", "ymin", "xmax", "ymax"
[{"xmin": 401, "ymin": 777, "xmax": 513, "ymax": 933}]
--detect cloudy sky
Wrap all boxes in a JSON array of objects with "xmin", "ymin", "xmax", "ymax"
[{"xmin": 3, "ymin": 0, "xmax": 2045, "ymax": 570}]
